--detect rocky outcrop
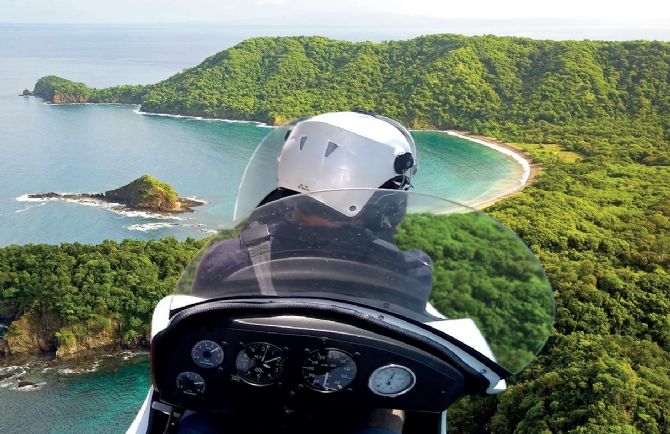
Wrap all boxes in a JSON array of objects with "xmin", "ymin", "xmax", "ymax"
[
  {"xmin": 1, "ymin": 313, "xmax": 62, "ymax": 356},
  {"xmin": 52, "ymin": 94, "xmax": 88, "ymax": 104},
  {"xmin": 27, "ymin": 175, "xmax": 204, "ymax": 214},
  {"xmin": 0, "ymin": 313, "xmax": 133, "ymax": 361},
  {"xmin": 54, "ymin": 322, "xmax": 121, "ymax": 360},
  {"xmin": 105, "ymin": 174, "xmax": 202, "ymax": 213}
]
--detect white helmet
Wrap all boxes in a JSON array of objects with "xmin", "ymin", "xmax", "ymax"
[{"xmin": 277, "ymin": 111, "xmax": 417, "ymax": 217}]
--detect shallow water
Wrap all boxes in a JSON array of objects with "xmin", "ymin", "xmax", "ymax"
[{"xmin": 0, "ymin": 354, "xmax": 151, "ymax": 434}]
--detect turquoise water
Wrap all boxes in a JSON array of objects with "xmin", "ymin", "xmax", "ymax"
[
  {"xmin": 0, "ymin": 24, "xmax": 521, "ymax": 432},
  {"xmin": 0, "ymin": 354, "xmax": 151, "ymax": 433},
  {"xmin": 0, "ymin": 101, "xmax": 519, "ymax": 246}
]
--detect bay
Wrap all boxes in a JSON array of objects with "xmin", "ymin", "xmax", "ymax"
[{"xmin": 0, "ymin": 101, "xmax": 520, "ymax": 246}]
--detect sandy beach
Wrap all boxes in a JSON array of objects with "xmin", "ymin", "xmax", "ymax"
[{"xmin": 443, "ymin": 130, "xmax": 540, "ymax": 210}]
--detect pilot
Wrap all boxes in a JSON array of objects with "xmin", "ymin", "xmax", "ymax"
[
  {"xmin": 183, "ymin": 111, "xmax": 427, "ymax": 434},
  {"xmin": 191, "ymin": 111, "xmax": 430, "ymax": 298}
]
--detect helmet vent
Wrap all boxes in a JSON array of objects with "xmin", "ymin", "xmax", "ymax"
[
  {"xmin": 299, "ymin": 136, "xmax": 307, "ymax": 150},
  {"xmin": 325, "ymin": 141, "xmax": 339, "ymax": 157}
]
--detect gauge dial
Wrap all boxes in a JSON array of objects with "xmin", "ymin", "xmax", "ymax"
[
  {"xmin": 176, "ymin": 371, "xmax": 206, "ymax": 395},
  {"xmin": 368, "ymin": 365, "xmax": 416, "ymax": 397},
  {"xmin": 191, "ymin": 340, "xmax": 224, "ymax": 369},
  {"xmin": 235, "ymin": 343, "xmax": 285, "ymax": 386},
  {"xmin": 302, "ymin": 349, "xmax": 357, "ymax": 392}
]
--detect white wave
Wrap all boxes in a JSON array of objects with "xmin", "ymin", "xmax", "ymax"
[
  {"xmin": 16, "ymin": 193, "xmax": 186, "ymax": 220},
  {"xmin": 15, "ymin": 202, "xmax": 47, "ymax": 213},
  {"xmin": 133, "ymin": 106, "xmax": 271, "ymax": 128},
  {"xmin": 117, "ymin": 350, "xmax": 143, "ymax": 361},
  {"xmin": 116, "ymin": 209, "xmax": 185, "ymax": 220},
  {"xmin": 14, "ymin": 381, "xmax": 47, "ymax": 391},
  {"xmin": 127, "ymin": 222, "xmax": 180, "ymax": 232},
  {"xmin": 58, "ymin": 359, "xmax": 100, "ymax": 375},
  {"xmin": 0, "ymin": 366, "xmax": 28, "ymax": 388},
  {"xmin": 127, "ymin": 222, "xmax": 207, "ymax": 232},
  {"xmin": 0, "ymin": 366, "xmax": 27, "ymax": 377},
  {"xmin": 44, "ymin": 102, "xmax": 136, "ymax": 107},
  {"xmin": 183, "ymin": 196, "xmax": 209, "ymax": 204}
]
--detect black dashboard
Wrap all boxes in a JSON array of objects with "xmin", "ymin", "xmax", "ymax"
[{"xmin": 151, "ymin": 311, "xmax": 469, "ymax": 415}]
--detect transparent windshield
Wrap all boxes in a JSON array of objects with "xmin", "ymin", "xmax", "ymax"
[
  {"xmin": 176, "ymin": 190, "xmax": 554, "ymax": 374},
  {"xmin": 234, "ymin": 120, "xmax": 299, "ymax": 221}
]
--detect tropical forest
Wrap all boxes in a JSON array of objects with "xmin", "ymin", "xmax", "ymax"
[{"xmin": 4, "ymin": 34, "xmax": 670, "ymax": 432}]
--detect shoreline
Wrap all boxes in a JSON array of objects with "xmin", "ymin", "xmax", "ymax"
[
  {"xmin": 129, "ymin": 106, "xmax": 539, "ymax": 209},
  {"xmin": 42, "ymin": 101, "xmax": 537, "ymax": 209},
  {"xmin": 443, "ymin": 130, "xmax": 539, "ymax": 210},
  {"xmin": 0, "ymin": 349, "xmax": 149, "ymax": 390}
]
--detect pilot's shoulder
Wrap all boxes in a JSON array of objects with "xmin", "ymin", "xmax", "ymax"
[{"xmin": 198, "ymin": 238, "xmax": 248, "ymax": 272}]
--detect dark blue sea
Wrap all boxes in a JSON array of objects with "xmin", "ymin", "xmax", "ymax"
[{"xmin": 0, "ymin": 24, "xmax": 523, "ymax": 433}]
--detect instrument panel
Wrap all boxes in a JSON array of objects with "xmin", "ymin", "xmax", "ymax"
[{"xmin": 152, "ymin": 314, "xmax": 467, "ymax": 413}]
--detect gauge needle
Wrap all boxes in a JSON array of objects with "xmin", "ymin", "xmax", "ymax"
[
  {"xmin": 323, "ymin": 372, "xmax": 330, "ymax": 388},
  {"xmin": 261, "ymin": 347, "xmax": 268, "ymax": 362},
  {"xmin": 263, "ymin": 357, "xmax": 281, "ymax": 368}
]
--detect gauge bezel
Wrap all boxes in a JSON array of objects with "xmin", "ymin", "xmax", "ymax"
[
  {"xmin": 368, "ymin": 364, "xmax": 416, "ymax": 397},
  {"xmin": 176, "ymin": 371, "xmax": 206, "ymax": 395},
  {"xmin": 191, "ymin": 339, "xmax": 224, "ymax": 369},
  {"xmin": 235, "ymin": 342, "xmax": 285, "ymax": 387},
  {"xmin": 302, "ymin": 348, "xmax": 358, "ymax": 393}
]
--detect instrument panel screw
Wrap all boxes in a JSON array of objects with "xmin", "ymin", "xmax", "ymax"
[
  {"xmin": 289, "ymin": 391, "xmax": 296, "ymax": 397},
  {"xmin": 353, "ymin": 352, "xmax": 361, "ymax": 358},
  {"xmin": 304, "ymin": 348, "xmax": 310, "ymax": 354}
]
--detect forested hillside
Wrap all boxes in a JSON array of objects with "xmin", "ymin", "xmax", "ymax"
[
  {"xmin": 36, "ymin": 35, "xmax": 670, "ymax": 140},
  {"xmin": 17, "ymin": 35, "xmax": 670, "ymax": 432}
]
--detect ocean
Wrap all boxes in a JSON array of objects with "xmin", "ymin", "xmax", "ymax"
[{"xmin": 0, "ymin": 24, "xmax": 523, "ymax": 432}]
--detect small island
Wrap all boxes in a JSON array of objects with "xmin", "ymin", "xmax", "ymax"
[{"xmin": 28, "ymin": 174, "xmax": 204, "ymax": 213}]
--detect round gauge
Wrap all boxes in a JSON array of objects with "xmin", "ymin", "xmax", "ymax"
[
  {"xmin": 368, "ymin": 365, "xmax": 416, "ymax": 397},
  {"xmin": 302, "ymin": 349, "xmax": 357, "ymax": 392},
  {"xmin": 176, "ymin": 371, "xmax": 206, "ymax": 395},
  {"xmin": 235, "ymin": 342, "xmax": 285, "ymax": 386},
  {"xmin": 191, "ymin": 340, "xmax": 224, "ymax": 369}
]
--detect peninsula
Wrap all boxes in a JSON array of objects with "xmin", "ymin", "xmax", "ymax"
[{"xmin": 27, "ymin": 175, "xmax": 204, "ymax": 214}]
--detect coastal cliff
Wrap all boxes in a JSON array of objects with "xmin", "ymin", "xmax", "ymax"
[
  {"xmin": 1, "ymin": 312, "xmax": 140, "ymax": 360},
  {"xmin": 0, "ymin": 238, "xmax": 206, "ymax": 361},
  {"xmin": 27, "ymin": 175, "xmax": 204, "ymax": 214}
]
